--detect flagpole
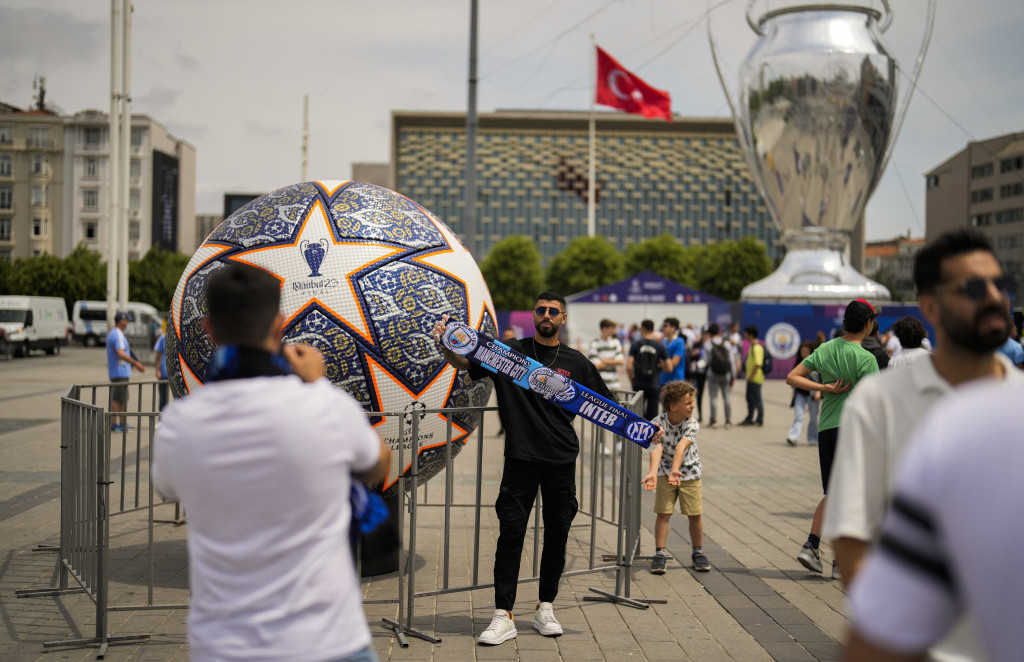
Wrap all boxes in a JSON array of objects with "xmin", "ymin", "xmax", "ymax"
[{"xmin": 587, "ymin": 36, "xmax": 596, "ymax": 238}]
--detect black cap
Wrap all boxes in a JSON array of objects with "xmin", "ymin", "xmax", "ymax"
[{"xmin": 843, "ymin": 299, "xmax": 880, "ymax": 328}]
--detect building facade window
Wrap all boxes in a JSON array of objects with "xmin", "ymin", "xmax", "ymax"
[
  {"xmin": 129, "ymin": 221, "xmax": 140, "ymax": 242},
  {"xmin": 129, "ymin": 188, "xmax": 140, "ymax": 212},
  {"xmin": 131, "ymin": 128, "xmax": 143, "ymax": 149},
  {"xmin": 130, "ymin": 159, "xmax": 141, "ymax": 181},
  {"xmin": 84, "ymin": 127, "xmax": 102, "ymax": 150},
  {"xmin": 32, "ymin": 154, "xmax": 46, "ymax": 175},
  {"xmin": 1000, "ymin": 156, "xmax": 1023, "ymax": 173},
  {"xmin": 0, "ymin": 218, "xmax": 11, "ymax": 240},
  {"xmin": 83, "ymin": 221, "xmax": 97, "ymax": 241},
  {"xmin": 999, "ymin": 182, "xmax": 1024, "ymax": 199},
  {"xmin": 32, "ymin": 217, "xmax": 47, "ymax": 237},
  {"xmin": 32, "ymin": 186, "xmax": 47, "ymax": 206},
  {"xmin": 971, "ymin": 213, "xmax": 992, "ymax": 227},
  {"xmin": 926, "ymin": 175, "xmax": 940, "ymax": 189},
  {"xmin": 994, "ymin": 208, "xmax": 1024, "ymax": 224},
  {"xmin": 0, "ymin": 186, "xmax": 12, "ymax": 209},
  {"xmin": 971, "ymin": 188, "xmax": 994, "ymax": 203},
  {"xmin": 970, "ymin": 163, "xmax": 994, "ymax": 179},
  {"xmin": 0, "ymin": 155, "xmax": 11, "ymax": 177},
  {"xmin": 82, "ymin": 188, "xmax": 98, "ymax": 210},
  {"xmin": 32, "ymin": 128, "xmax": 50, "ymax": 148},
  {"xmin": 84, "ymin": 157, "xmax": 98, "ymax": 179},
  {"xmin": 0, "ymin": 126, "xmax": 12, "ymax": 144}
]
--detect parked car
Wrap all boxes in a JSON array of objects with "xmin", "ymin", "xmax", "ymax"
[{"xmin": 0, "ymin": 295, "xmax": 70, "ymax": 357}]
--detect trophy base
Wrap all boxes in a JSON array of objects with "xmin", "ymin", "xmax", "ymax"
[{"xmin": 741, "ymin": 248, "xmax": 891, "ymax": 301}]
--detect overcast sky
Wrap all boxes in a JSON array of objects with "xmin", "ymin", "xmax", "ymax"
[{"xmin": 2, "ymin": 0, "xmax": 1020, "ymax": 241}]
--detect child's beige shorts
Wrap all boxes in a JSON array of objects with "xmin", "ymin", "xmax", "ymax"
[{"xmin": 654, "ymin": 476, "xmax": 702, "ymax": 516}]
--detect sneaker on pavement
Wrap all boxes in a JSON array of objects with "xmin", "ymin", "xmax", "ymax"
[
  {"xmin": 738, "ymin": 419, "xmax": 754, "ymax": 426},
  {"xmin": 785, "ymin": 437, "xmax": 798, "ymax": 446},
  {"xmin": 650, "ymin": 554, "xmax": 667, "ymax": 575},
  {"xmin": 724, "ymin": 422, "xmax": 733, "ymax": 429},
  {"xmin": 110, "ymin": 424, "xmax": 124, "ymax": 432},
  {"xmin": 831, "ymin": 560, "xmax": 841, "ymax": 581},
  {"xmin": 532, "ymin": 602, "xmax": 563, "ymax": 636},
  {"xmin": 797, "ymin": 543, "xmax": 823, "ymax": 574},
  {"xmin": 692, "ymin": 551, "xmax": 711, "ymax": 572},
  {"xmin": 478, "ymin": 609, "xmax": 516, "ymax": 645}
]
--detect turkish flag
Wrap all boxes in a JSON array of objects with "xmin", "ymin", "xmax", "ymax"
[{"xmin": 595, "ymin": 46, "xmax": 672, "ymax": 121}]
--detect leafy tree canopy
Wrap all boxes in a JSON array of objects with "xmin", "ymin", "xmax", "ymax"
[
  {"xmin": 544, "ymin": 235, "xmax": 624, "ymax": 296},
  {"xmin": 479, "ymin": 235, "xmax": 544, "ymax": 311},
  {"xmin": 692, "ymin": 237, "xmax": 773, "ymax": 301},
  {"xmin": 623, "ymin": 234, "xmax": 696, "ymax": 286},
  {"xmin": 129, "ymin": 248, "xmax": 190, "ymax": 315}
]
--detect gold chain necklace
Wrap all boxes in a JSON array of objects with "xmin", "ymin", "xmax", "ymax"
[{"xmin": 532, "ymin": 339, "xmax": 560, "ymax": 368}]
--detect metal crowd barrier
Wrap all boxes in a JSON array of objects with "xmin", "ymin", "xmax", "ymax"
[
  {"xmin": 17, "ymin": 381, "xmax": 663, "ymax": 655},
  {"xmin": 379, "ymin": 388, "xmax": 666, "ymax": 647},
  {"xmin": 16, "ymin": 380, "xmax": 180, "ymax": 658}
]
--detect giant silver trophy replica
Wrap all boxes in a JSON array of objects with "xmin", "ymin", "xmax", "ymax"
[{"xmin": 709, "ymin": 0, "xmax": 935, "ymax": 300}]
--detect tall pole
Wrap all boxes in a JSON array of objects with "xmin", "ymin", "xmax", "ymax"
[
  {"xmin": 302, "ymin": 94, "xmax": 309, "ymax": 181},
  {"xmin": 118, "ymin": 0, "xmax": 132, "ymax": 311},
  {"xmin": 463, "ymin": 0, "xmax": 479, "ymax": 260},
  {"xmin": 106, "ymin": 0, "xmax": 122, "ymax": 327},
  {"xmin": 587, "ymin": 37, "xmax": 596, "ymax": 238}
]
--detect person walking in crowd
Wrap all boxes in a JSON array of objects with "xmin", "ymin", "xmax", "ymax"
[
  {"xmin": 641, "ymin": 381, "xmax": 710, "ymax": 574},
  {"xmin": 886, "ymin": 316, "xmax": 930, "ymax": 369},
  {"xmin": 785, "ymin": 340, "xmax": 821, "ymax": 446},
  {"xmin": 587, "ymin": 319, "xmax": 624, "ymax": 391},
  {"xmin": 433, "ymin": 292, "xmax": 612, "ymax": 645},
  {"xmin": 996, "ymin": 321, "xmax": 1023, "ymax": 367},
  {"xmin": 660, "ymin": 317, "xmax": 688, "ymax": 386},
  {"xmin": 704, "ymin": 323, "xmax": 734, "ymax": 429},
  {"xmin": 628, "ymin": 319, "xmax": 668, "ymax": 421},
  {"xmin": 825, "ymin": 229, "xmax": 1021, "ymax": 660},
  {"xmin": 153, "ymin": 328, "xmax": 169, "ymax": 411},
  {"xmin": 152, "ymin": 264, "xmax": 389, "ymax": 662},
  {"xmin": 843, "ymin": 381, "xmax": 1024, "ymax": 662},
  {"xmin": 786, "ymin": 299, "xmax": 880, "ymax": 578},
  {"xmin": 687, "ymin": 328, "xmax": 710, "ymax": 423},
  {"xmin": 860, "ymin": 320, "xmax": 890, "ymax": 370},
  {"xmin": 738, "ymin": 325, "xmax": 765, "ymax": 427},
  {"xmin": 106, "ymin": 311, "xmax": 145, "ymax": 431}
]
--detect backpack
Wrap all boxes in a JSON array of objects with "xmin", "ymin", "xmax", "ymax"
[
  {"xmin": 760, "ymin": 342, "xmax": 774, "ymax": 374},
  {"xmin": 709, "ymin": 342, "xmax": 731, "ymax": 375},
  {"xmin": 634, "ymin": 343, "xmax": 660, "ymax": 382}
]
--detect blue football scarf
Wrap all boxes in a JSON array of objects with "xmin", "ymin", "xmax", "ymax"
[
  {"xmin": 440, "ymin": 322, "xmax": 657, "ymax": 447},
  {"xmin": 207, "ymin": 344, "xmax": 388, "ymax": 537}
]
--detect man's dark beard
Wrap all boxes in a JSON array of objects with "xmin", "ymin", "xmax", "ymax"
[
  {"xmin": 941, "ymin": 302, "xmax": 1011, "ymax": 353},
  {"xmin": 534, "ymin": 319, "xmax": 559, "ymax": 339}
]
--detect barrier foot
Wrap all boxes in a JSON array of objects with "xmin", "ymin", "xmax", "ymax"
[
  {"xmin": 32, "ymin": 544, "xmax": 60, "ymax": 553},
  {"xmin": 381, "ymin": 617, "xmax": 441, "ymax": 646},
  {"xmin": 584, "ymin": 586, "xmax": 667, "ymax": 609},
  {"xmin": 42, "ymin": 632, "xmax": 150, "ymax": 659},
  {"xmin": 16, "ymin": 587, "xmax": 85, "ymax": 598}
]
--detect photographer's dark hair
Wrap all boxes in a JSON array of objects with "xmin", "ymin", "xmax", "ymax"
[
  {"xmin": 206, "ymin": 264, "xmax": 281, "ymax": 347},
  {"xmin": 914, "ymin": 229, "xmax": 994, "ymax": 295}
]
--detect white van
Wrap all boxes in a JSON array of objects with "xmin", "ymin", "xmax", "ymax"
[
  {"xmin": 0, "ymin": 296, "xmax": 70, "ymax": 357},
  {"xmin": 72, "ymin": 300, "xmax": 161, "ymax": 347}
]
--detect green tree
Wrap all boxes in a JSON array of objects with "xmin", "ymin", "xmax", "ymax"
[
  {"xmin": 692, "ymin": 237, "xmax": 773, "ymax": 301},
  {"xmin": 623, "ymin": 234, "xmax": 696, "ymax": 285},
  {"xmin": 129, "ymin": 248, "xmax": 191, "ymax": 314},
  {"xmin": 6, "ymin": 247, "xmax": 105, "ymax": 314},
  {"xmin": 545, "ymin": 235, "xmax": 625, "ymax": 296},
  {"xmin": 479, "ymin": 235, "xmax": 544, "ymax": 310}
]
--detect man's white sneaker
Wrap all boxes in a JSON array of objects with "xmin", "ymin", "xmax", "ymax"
[
  {"xmin": 532, "ymin": 601, "xmax": 563, "ymax": 636},
  {"xmin": 478, "ymin": 609, "xmax": 516, "ymax": 645}
]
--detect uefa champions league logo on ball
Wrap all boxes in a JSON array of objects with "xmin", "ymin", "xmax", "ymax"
[{"xmin": 300, "ymin": 239, "xmax": 329, "ymax": 277}]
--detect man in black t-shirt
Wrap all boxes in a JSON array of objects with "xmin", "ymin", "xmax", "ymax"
[
  {"xmin": 628, "ymin": 319, "xmax": 668, "ymax": 420},
  {"xmin": 432, "ymin": 291, "xmax": 612, "ymax": 646}
]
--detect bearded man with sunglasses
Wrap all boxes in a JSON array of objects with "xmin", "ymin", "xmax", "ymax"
[
  {"xmin": 823, "ymin": 229, "xmax": 1022, "ymax": 662},
  {"xmin": 432, "ymin": 291, "xmax": 613, "ymax": 646}
]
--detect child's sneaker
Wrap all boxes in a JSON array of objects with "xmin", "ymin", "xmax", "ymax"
[
  {"xmin": 797, "ymin": 543, "xmax": 823, "ymax": 573},
  {"xmin": 478, "ymin": 609, "xmax": 516, "ymax": 645},
  {"xmin": 692, "ymin": 551, "xmax": 711, "ymax": 572},
  {"xmin": 831, "ymin": 560, "xmax": 841, "ymax": 581},
  {"xmin": 650, "ymin": 554, "xmax": 667, "ymax": 575}
]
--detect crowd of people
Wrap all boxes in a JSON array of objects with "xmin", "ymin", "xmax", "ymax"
[{"xmin": 131, "ymin": 227, "xmax": 1023, "ymax": 660}]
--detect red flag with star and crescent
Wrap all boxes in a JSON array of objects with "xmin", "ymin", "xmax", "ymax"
[{"xmin": 595, "ymin": 46, "xmax": 672, "ymax": 121}]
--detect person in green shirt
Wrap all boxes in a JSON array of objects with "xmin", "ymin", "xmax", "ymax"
[{"xmin": 785, "ymin": 299, "xmax": 880, "ymax": 578}]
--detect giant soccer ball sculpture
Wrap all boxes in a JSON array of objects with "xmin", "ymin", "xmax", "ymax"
[{"xmin": 166, "ymin": 181, "xmax": 496, "ymax": 496}]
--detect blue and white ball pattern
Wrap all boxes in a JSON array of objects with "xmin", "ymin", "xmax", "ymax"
[{"xmin": 166, "ymin": 181, "xmax": 496, "ymax": 495}]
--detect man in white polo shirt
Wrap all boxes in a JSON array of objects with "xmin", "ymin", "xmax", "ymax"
[
  {"xmin": 825, "ymin": 229, "xmax": 1020, "ymax": 661},
  {"xmin": 844, "ymin": 380, "xmax": 1024, "ymax": 662},
  {"xmin": 152, "ymin": 264, "xmax": 388, "ymax": 662}
]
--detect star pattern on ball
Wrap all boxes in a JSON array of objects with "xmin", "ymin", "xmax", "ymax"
[
  {"xmin": 366, "ymin": 354, "xmax": 467, "ymax": 491},
  {"xmin": 230, "ymin": 197, "xmax": 406, "ymax": 345},
  {"xmin": 412, "ymin": 210, "xmax": 494, "ymax": 328}
]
